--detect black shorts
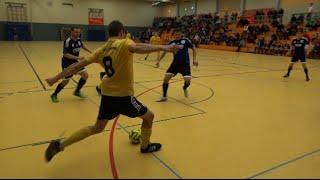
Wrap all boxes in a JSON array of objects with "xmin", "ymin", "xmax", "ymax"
[
  {"xmin": 97, "ymin": 95, "xmax": 148, "ymax": 121},
  {"xmin": 166, "ymin": 64, "xmax": 191, "ymax": 77},
  {"xmin": 291, "ymin": 55, "xmax": 306, "ymax": 62},
  {"xmin": 61, "ymin": 59, "xmax": 86, "ymax": 79}
]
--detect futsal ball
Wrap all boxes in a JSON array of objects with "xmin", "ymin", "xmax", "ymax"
[{"xmin": 129, "ymin": 129, "xmax": 141, "ymax": 144}]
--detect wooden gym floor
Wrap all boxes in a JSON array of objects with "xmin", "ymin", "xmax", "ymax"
[{"xmin": 0, "ymin": 41, "xmax": 320, "ymax": 178}]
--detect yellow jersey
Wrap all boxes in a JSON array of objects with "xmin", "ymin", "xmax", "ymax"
[
  {"xmin": 150, "ymin": 35, "xmax": 161, "ymax": 45},
  {"xmin": 88, "ymin": 38, "xmax": 134, "ymax": 97},
  {"xmin": 126, "ymin": 33, "xmax": 132, "ymax": 39}
]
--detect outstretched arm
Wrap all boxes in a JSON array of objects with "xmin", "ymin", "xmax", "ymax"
[
  {"xmin": 129, "ymin": 43, "xmax": 181, "ymax": 54},
  {"xmin": 46, "ymin": 59, "xmax": 92, "ymax": 86},
  {"xmin": 82, "ymin": 43, "xmax": 93, "ymax": 54}
]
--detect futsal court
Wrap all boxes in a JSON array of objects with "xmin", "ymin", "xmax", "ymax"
[{"xmin": 0, "ymin": 41, "xmax": 319, "ymax": 178}]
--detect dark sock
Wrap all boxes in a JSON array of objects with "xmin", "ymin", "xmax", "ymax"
[
  {"xmin": 53, "ymin": 83, "xmax": 64, "ymax": 96},
  {"xmin": 183, "ymin": 82, "xmax": 190, "ymax": 90},
  {"xmin": 100, "ymin": 72, "xmax": 106, "ymax": 80},
  {"xmin": 163, "ymin": 83, "xmax": 169, "ymax": 97},
  {"xmin": 75, "ymin": 78, "xmax": 87, "ymax": 93},
  {"xmin": 286, "ymin": 66, "xmax": 293, "ymax": 75},
  {"xmin": 304, "ymin": 68, "xmax": 309, "ymax": 79}
]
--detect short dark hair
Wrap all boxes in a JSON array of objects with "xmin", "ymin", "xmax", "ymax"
[
  {"xmin": 71, "ymin": 27, "xmax": 80, "ymax": 31},
  {"xmin": 173, "ymin": 29, "xmax": 182, "ymax": 34},
  {"xmin": 108, "ymin": 20, "xmax": 125, "ymax": 37}
]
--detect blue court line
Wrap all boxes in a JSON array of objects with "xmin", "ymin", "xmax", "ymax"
[
  {"xmin": 0, "ymin": 112, "xmax": 203, "ymax": 154},
  {"xmin": 85, "ymin": 97, "xmax": 183, "ymax": 179},
  {"xmin": 18, "ymin": 44, "xmax": 47, "ymax": 91},
  {"xmin": 117, "ymin": 123, "xmax": 183, "ymax": 179},
  {"xmin": 136, "ymin": 83, "xmax": 206, "ymax": 114},
  {"xmin": 247, "ymin": 148, "xmax": 320, "ymax": 179}
]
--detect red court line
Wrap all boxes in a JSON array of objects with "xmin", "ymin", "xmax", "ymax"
[
  {"xmin": 109, "ymin": 115, "xmax": 120, "ymax": 179},
  {"xmin": 108, "ymin": 79, "xmax": 182, "ymax": 179}
]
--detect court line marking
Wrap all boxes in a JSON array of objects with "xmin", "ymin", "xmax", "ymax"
[
  {"xmin": 108, "ymin": 79, "xmax": 184, "ymax": 179},
  {"xmin": 136, "ymin": 82, "xmax": 206, "ymax": 114},
  {"xmin": 0, "ymin": 80, "xmax": 39, "ymax": 84},
  {"xmin": 118, "ymin": 122, "xmax": 183, "ymax": 179},
  {"xmin": 1, "ymin": 53, "xmax": 320, "ymax": 177},
  {"xmin": 197, "ymin": 54, "xmax": 274, "ymax": 70},
  {"xmin": 18, "ymin": 44, "xmax": 47, "ymax": 91},
  {"xmin": 0, "ymin": 112, "xmax": 203, "ymax": 152},
  {"xmin": 96, "ymin": 62, "xmax": 320, "ymax": 178},
  {"xmin": 135, "ymin": 80, "xmax": 215, "ymax": 106},
  {"xmin": 1, "ymin": 65, "xmax": 318, "ymax": 95},
  {"xmin": 188, "ymin": 81, "xmax": 215, "ymax": 105},
  {"xmin": 109, "ymin": 115, "xmax": 120, "ymax": 179},
  {"xmin": 123, "ymin": 112, "xmax": 205, "ymax": 129},
  {"xmin": 247, "ymin": 148, "xmax": 320, "ymax": 179},
  {"xmin": 85, "ymin": 95, "xmax": 183, "ymax": 179},
  {"xmin": 0, "ymin": 86, "xmax": 40, "ymax": 99}
]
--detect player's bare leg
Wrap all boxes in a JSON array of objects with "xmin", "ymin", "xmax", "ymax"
[
  {"xmin": 45, "ymin": 119, "xmax": 108, "ymax": 162},
  {"xmin": 183, "ymin": 76, "xmax": 191, "ymax": 98},
  {"xmin": 283, "ymin": 62, "xmax": 295, "ymax": 78},
  {"xmin": 302, "ymin": 62, "xmax": 310, "ymax": 81},
  {"xmin": 73, "ymin": 70, "xmax": 88, "ymax": 98},
  {"xmin": 158, "ymin": 73, "xmax": 174, "ymax": 102}
]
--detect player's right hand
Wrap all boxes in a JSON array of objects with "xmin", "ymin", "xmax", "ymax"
[{"xmin": 46, "ymin": 77, "xmax": 57, "ymax": 87}]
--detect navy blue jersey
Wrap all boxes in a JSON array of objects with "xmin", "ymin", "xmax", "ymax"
[
  {"xmin": 292, "ymin": 38, "xmax": 309, "ymax": 56},
  {"xmin": 169, "ymin": 38, "xmax": 194, "ymax": 65},
  {"xmin": 62, "ymin": 37, "xmax": 83, "ymax": 61}
]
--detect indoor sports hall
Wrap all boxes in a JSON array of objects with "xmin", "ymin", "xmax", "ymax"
[{"xmin": 0, "ymin": 0, "xmax": 320, "ymax": 178}]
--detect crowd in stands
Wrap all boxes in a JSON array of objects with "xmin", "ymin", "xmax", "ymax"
[{"xmin": 139, "ymin": 8, "xmax": 320, "ymax": 59}]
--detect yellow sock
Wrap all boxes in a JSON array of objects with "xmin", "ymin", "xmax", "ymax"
[
  {"xmin": 140, "ymin": 127, "xmax": 152, "ymax": 149},
  {"xmin": 61, "ymin": 126, "xmax": 93, "ymax": 149}
]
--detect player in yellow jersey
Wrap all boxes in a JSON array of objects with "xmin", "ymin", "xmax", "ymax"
[
  {"xmin": 96, "ymin": 30, "xmax": 133, "ymax": 95},
  {"xmin": 145, "ymin": 31, "xmax": 161, "ymax": 61},
  {"xmin": 44, "ymin": 20, "xmax": 181, "ymax": 162},
  {"xmin": 126, "ymin": 30, "xmax": 132, "ymax": 39}
]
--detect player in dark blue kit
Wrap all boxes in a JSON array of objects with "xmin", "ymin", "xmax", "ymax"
[
  {"xmin": 283, "ymin": 31, "xmax": 310, "ymax": 81},
  {"xmin": 50, "ymin": 27, "xmax": 92, "ymax": 103},
  {"xmin": 156, "ymin": 31, "xmax": 198, "ymax": 102}
]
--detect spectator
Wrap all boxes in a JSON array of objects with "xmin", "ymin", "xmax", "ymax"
[
  {"xmin": 193, "ymin": 34, "xmax": 201, "ymax": 47},
  {"xmin": 238, "ymin": 16, "xmax": 249, "ymax": 27},
  {"xmin": 308, "ymin": 2, "xmax": 314, "ymax": 13},
  {"xmin": 309, "ymin": 34, "xmax": 320, "ymax": 58},
  {"xmin": 255, "ymin": 36, "xmax": 265, "ymax": 54},
  {"xmin": 144, "ymin": 11, "xmax": 318, "ymax": 56},
  {"xmin": 298, "ymin": 14, "xmax": 305, "ymax": 25},
  {"xmin": 290, "ymin": 15, "xmax": 297, "ymax": 24},
  {"xmin": 224, "ymin": 11, "xmax": 229, "ymax": 24},
  {"xmin": 231, "ymin": 12, "xmax": 238, "ymax": 23},
  {"xmin": 306, "ymin": 17, "xmax": 317, "ymax": 30},
  {"xmin": 278, "ymin": 8, "xmax": 284, "ymax": 23}
]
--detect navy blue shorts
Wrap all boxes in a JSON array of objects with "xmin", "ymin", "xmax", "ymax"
[
  {"xmin": 166, "ymin": 63, "xmax": 191, "ymax": 77},
  {"xmin": 61, "ymin": 59, "xmax": 86, "ymax": 79},
  {"xmin": 291, "ymin": 54, "xmax": 306, "ymax": 62}
]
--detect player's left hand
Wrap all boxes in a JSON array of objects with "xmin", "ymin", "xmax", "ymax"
[{"xmin": 193, "ymin": 61, "xmax": 199, "ymax": 67}]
